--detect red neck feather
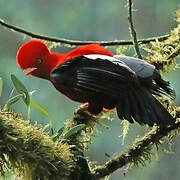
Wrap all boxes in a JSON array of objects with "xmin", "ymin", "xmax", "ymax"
[
  {"xmin": 64, "ymin": 44, "xmax": 113, "ymax": 60},
  {"xmin": 34, "ymin": 44, "xmax": 113, "ymax": 79}
]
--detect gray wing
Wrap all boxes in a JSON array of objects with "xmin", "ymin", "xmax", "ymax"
[{"xmin": 113, "ymin": 55, "xmax": 155, "ymax": 78}]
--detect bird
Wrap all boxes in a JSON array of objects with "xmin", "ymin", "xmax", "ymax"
[{"xmin": 17, "ymin": 40, "xmax": 176, "ymax": 128}]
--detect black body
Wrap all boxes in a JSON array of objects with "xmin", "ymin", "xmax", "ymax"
[{"xmin": 50, "ymin": 54, "xmax": 175, "ymax": 128}]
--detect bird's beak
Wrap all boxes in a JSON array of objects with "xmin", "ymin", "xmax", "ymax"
[{"xmin": 24, "ymin": 67, "xmax": 37, "ymax": 76}]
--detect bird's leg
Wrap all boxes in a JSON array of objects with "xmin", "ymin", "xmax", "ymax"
[
  {"xmin": 88, "ymin": 101, "xmax": 103, "ymax": 115},
  {"xmin": 75, "ymin": 103, "xmax": 89, "ymax": 114}
]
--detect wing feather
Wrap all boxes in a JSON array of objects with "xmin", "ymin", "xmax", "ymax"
[
  {"xmin": 51, "ymin": 55, "xmax": 136, "ymax": 97},
  {"xmin": 50, "ymin": 55, "xmax": 175, "ymax": 127}
]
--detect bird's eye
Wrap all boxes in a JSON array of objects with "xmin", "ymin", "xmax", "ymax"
[{"xmin": 36, "ymin": 59, "xmax": 43, "ymax": 65}]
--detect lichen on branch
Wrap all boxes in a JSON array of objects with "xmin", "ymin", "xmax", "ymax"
[{"xmin": 144, "ymin": 9, "xmax": 180, "ymax": 73}]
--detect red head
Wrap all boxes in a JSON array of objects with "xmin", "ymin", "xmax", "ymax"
[
  {"xmin": 17, "ymin": 40, "xmax": 63, "ymax": 80},
  {"xmin": 17, "ymin": 40, "xmax": 113, "ymax": 80}
]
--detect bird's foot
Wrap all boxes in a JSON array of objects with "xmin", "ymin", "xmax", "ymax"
[{"xmin": 75, "ymin": 103, "xmax": 89, "ymax": 114}]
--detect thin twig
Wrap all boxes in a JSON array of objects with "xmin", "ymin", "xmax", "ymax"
[
  {"xmin": 128, "ymin": 0, "xmax": 142, "ymax": 58},
  {"xmin": 152, "ymin": 46, "xmax": 180, "ymax": 71},
  {"xmin": 0, "ymin": 19, "xmax": 169, "ymax": 46},
  {"xmin": 167, "ymin": 46, "xmax": 180, "ymax": 60},
  {"xmin": 91, "ymin": 121, "xmax": 180, "ymax": 179}
]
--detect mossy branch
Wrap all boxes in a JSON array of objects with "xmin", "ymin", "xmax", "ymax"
[
  {"xmin": 145, "ymin": 9, "xmax": 180, "ymax": 72},
  {"xmin": 0, "ymin": 18, "xmax": 169, "ymax": 46},
  {"xmin": 91, "ymin": 119, "xmax": 180, "ymax": 179},
  {"xmin": 0, "ymin": 104, "xmax": 179, "ymax": 180},
  {"xmin": 91, "ymin": 105, "xmax": 180, "ymax": 179},
  {"xmin": 0, "ymin": 110, "xmax": 75, "ymax": 180},
  {"xmin": 0, "ymin": 105, "xmax": 111, "ymax": 180}
]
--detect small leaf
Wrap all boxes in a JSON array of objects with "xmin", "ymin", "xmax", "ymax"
[
  {"xmin": 57, "ymin": 127, "xmax": 65, "ymax": 137},
  {"xmin": 0, "ymin": 77, "xmax": 3, "ymax": 97},
  {"xmin": 105, "ymin": 153, "xmax": 111, "ymax": 158},
  {"xmin": 63, "ymin": 124, "xmax": 85, "ymax": 139},
  {"xmin": 50, "ymin": 128, "xmax": 54, "ymax": 135},
  {"xmin": 4, "ymin": 94, "xmax": 23, "ymax": 110},
  {"xmin": 30, "ymin": 100, "xmax": 49, "ymax": 116},
  {"xmin": 11, "ymin": 74, "xmax": 30, "ymax": 106},
  {"xmin": 52, "ymin": 127, "xmax": 65, "ymax": 142}
]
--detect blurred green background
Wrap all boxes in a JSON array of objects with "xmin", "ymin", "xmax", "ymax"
[{"xmin": 0, "ymin": 0, "xmax": 180, "ymax": 179}]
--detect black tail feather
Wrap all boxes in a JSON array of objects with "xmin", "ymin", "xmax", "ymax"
[
  {"xmin": 122, "ymin": 95, "xmax": 134, "ymax": 123},
  {"xmin": 152, "ymin": 70, "xmax": 176, "ymax": 99},
  {"xmin": 116, "ymin": 86, "xmax": 175, "ymax": 128},
  {"xmin": 132, "ymin": 89, "xmax": 150, "ymax": 125}
]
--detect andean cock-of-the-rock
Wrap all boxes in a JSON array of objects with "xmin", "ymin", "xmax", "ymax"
[{"xmin": 17, "ymin": 40, "xmax": 176, "ymax": 128}]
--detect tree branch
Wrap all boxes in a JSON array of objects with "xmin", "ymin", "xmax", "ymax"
[
  {"xmin": 1, "ymin": 104, "xmax": 179, "ymax": 179},
  {"xmin": 91, "ymin": 120, "xmax": 180, "ymax": 179},
  {"xmin": 128, "ymin": 0, "xmax": 142, "ymax": 58},
  {"xmin": 167, "ymin": 45, "xmax": 180, "ymax": 60},
  {"xmin": 146, "ymin": 23, "xmax": 180, "ymax": 72},
  {"xmin": 0, "ymin": 105, "xmax": 110, "ymax": 179},
  {"xmin": 0, "ymin": 18, "xmax": 169, "ymax": 46}
]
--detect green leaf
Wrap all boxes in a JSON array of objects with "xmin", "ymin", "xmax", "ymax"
[
  {"xmin": 0, "ymin": 78, "xmax": 3, "ymax": 97},
  {"xmin": 105, "ymin": 153, "xmax": 111, "ymax": 158},
  {"xmin": 30, "ymin": 100, "xmax": 49, "ymax": 116},
  {"xmin": 63, "ymin": 124, "xmax": 86, "ymax": 139},
  {"xmin": 57, "ymin": 127, "xmax": 65, "ymax": 137},
  {"xmin": 11, "ymin": 74, "xmax": 30, "ymax": 106},
  {"xmin": 52, "ymin": 127, "xmax": 65, "ymax": 142},
  {"xmin": 4, "ymin": 94, "xmax": 23, "ymax": 110}
]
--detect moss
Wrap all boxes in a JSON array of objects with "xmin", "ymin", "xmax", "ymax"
[
  {"xmin": 143, "ymin": 10, "xmax": 180, "ymax": 73},
  {"xmin": 0, "ymin": 110, "xmax": 75, "ymax": 180}
]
